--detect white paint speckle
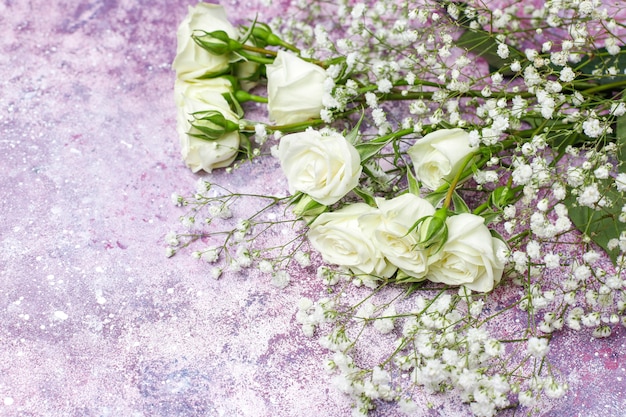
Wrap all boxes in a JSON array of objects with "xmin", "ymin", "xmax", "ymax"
[
  {"xmin": 166, "ymin": 288, "xmax": 174, "ymax": 294},
  {"xmin": 54, "ymin": 310, "xmax": 68, "ymax": 320},
  {"xmin": 3, "ymin": 397, "xmax": 13, "ymax": 406}
]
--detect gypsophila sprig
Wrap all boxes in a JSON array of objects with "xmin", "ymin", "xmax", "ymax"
[{"xmin": 168, "ymin": 0, "xmax": 626, "ymax": 415}]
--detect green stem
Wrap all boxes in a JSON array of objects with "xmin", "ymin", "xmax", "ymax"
[
  {"xmin": 267, "ymin": 118, "xmax": 327, "ymax": 133},
  {"xmin": 240, "ymin": 44, "xmax": 326, "ymax": 68},
  {"xmin": 237, "ymin": 49, "xmax": 274, "ymax": 65},
  {"xmin": 241, "ymin": 43, "xmax": 277, "ymax": 57},
  {"xmin": 443, "ymin": 152, "xmax": 478, "ymax": 209},
  {"xmin": 234, "ymin": 90, "xmax": 268, "ymax": 103},
  {"xmin": 473, "ymin": 201, "xmax": 490, "ymax": 215},
  {"xmin": 581, "ymin": 79, "xmax": 626, "ymax": 95}
]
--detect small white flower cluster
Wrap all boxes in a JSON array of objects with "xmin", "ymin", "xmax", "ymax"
[
  {"xmin": 165, "ymin": 182, "xmax": 312, "ymax": 286},
  {"xmin": 312, "ymin": 285, "xmax": 574, "ymax": 417},
  {"xmin": 296, "ymin": 297, "xmax": 338, "ymax": 338}
]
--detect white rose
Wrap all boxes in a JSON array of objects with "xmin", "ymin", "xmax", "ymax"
[
  {"xmin": 175, "ymin": 79, "xmax": 240, "ymax": 173},
  {"xmin": 278, "ymin": 129, "xmax": 362, "ymax": 205},
  {"xmin": 360, "ymin": 194, "xmax": 436, "ymax": 280},
  {"xmin": 174, "ymin": 77, "xmax": 233, "ymax": 108},
  {"xmin": 172, "ymin": 4, "xmax": 237, "ymax": 81},
  {"xmin": 236, "ymin": 58, "xmax": 260, "ymax": 91},
  {"xmin": 407, "ymin": 128, "xmax": 475, "ymax": 190},
  {"xmin": 426, "ymin": 213, "xmax": 506, "ymax": 292},
  {"xmin": 307, "ymin": 203, "xmax": 396, "ymax": 284},
  {"xmin": 266, "ymin": 51, "xmax": 327, "ymax": 125}
]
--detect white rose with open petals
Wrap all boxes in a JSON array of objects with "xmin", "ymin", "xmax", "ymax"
[
  {"xmin": 426, "ymin": 213, "xmax": 506, "ymax": 292},
  {"xmin": 266, "ymin": 51, "xmax": 327, "ymax": 125},
  {"xmin": 360, "ymin": 194, "xmax": 436, "ymax": 280},
  {"xmin": 407, "ymin": 128, "xmax": 475, "ymax": 190},
  {"xmin": 172, "ymin": 4, "xmax": 237, "ymax": 81},
  {"xmin": 175, "ymin": 79, "xmax": 240, "ymax": 173},
  {"xmin": 307, "ymin": 203, "xmax": 396, "ymax": 285},
  {"xmin": 278, "ymin": 129, "xmax": 362, "ymax": 205}
]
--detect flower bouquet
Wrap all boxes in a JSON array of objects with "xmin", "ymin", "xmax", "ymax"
[{"xmin": 167, "ymin": 1, "xmax": 626, "ymax": 415}]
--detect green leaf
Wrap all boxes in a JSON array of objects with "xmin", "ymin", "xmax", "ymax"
[
  {"xmin": 576, "ymin": 48, "xmax": 626, "ymax": 86},
  {"xmin": 407, "ymin": 167, "xmax": 420, "ymax": 196},
  {"xmin": 355, "ymin": 127, "xmax": 414, "ymax": 163},
  {"xmin": 423, "ymin": 191, "xmax": 447, "ymax": 207},
  {"xmin": 489, "ymin": 229, "xmax": 509, "ymax": 250},
  {"xmin": 353, "ymin": 187, "xmax": 377, "ymax": 207},
  {"xmin": 239, "ymin": 133, "xmax": 253, "ymax": 158},
  {"xmin": 291, "ymin": 193, "xmax": 327, "ymax": 218},
  {"xmin": 455, "ymin": 29, "xmax": 522, "ymax": 74},
  {"xmin": 345, "ymin": 111, "xmax": 365, "ymax": 146},
  {"xmin": 564, "ymin": 181, "xmax": 625, "ymax": 265},
  {"xmin": 356, "ymin": 141, "xmax": 390, "ymax": 162},
  {"xmin": 451, "ymin": 191, "xmax": 470, "ymax": 214},
  {"xmin": 481, "ymin": 210, "xmax": 501, "ymax": 225},
  {"xmin": 222, "ymin": 92, "xmax": 245, "ymax": 118},
  {"xmin": 521, "ymin": 116, "xmax": 588, "ymax": 164}
]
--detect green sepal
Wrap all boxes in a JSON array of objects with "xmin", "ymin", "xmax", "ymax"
[
  {"xmin": 291, "ymin": 193, "xmax": 328, "ymax": 218},
  {"xmin": 188, "ymin": 110, "xmax": 239, "ymax": 141},
  {"xmin": 403, "ymin": 280, "xmax": 427, "ymax": 297},
  {"xmin": 222, "ymin": 91, "xmax": 245, "ymax": 118},
  {"xmin": 251, "ymin": 22, "xmax": 283, "ymax": 47},
  {"xmin": 238, "ymin": 15, "xmax": 259, "ymax": 46},
  {"xmin": 192, "ymin": 30, "xmax": 242, "ymax": 55},
  {"xmin": 345, "ymin": 111, "xmax": 365, "ymax": 146},
  {"xmin": 197, "ymin": 67, "xmax": 231, "ymax": 80},
  {"xmin": 394, "ymin": 269, "xmax": 428, "ymax": 284},
  {"xmin": 409, "ymin": 207, "xmax": 449, "ymax": 252}
]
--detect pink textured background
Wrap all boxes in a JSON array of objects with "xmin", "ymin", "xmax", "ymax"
[{"xmin": 0, "ymin": 0, "xmax": 624, "ymax": 416}]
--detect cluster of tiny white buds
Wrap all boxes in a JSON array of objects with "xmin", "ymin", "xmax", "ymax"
[
  {"xmin": 254, "ymin": 123, "xmax": 268, "ymax": 144},
  {"xmin": 271, "ymin": 270, "xmax": 291, "ymax": 288},
  {"xmin": 165, "ymin": 231, "xmax": 179, "ymax": 247},
  {"xmin": 171, "ymin": 192, "xmax": 184, "ymax": 206}
]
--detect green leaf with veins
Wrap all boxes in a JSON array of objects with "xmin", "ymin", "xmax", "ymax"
[{"xmin": 564, "ymin": 180, "xmax": 625, "ymax": 265}]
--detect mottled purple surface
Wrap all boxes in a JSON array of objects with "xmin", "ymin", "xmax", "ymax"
[{"xmin": 0, "ymin": 1, "xmax": 625, "ymax": 416}]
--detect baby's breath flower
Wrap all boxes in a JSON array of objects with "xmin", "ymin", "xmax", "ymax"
[
  {"xmin": 527, "ymin": 337, "xmax": 550, "ymax": 358},
  {"xmin": 210, "ymin": 267, "xmax": 222, "ymax": 280},
  {"xmin": 271, "ymin": 270, "xmax": 291, "ymax": 288},
  {"xmin": 373, "ymin": 305, "xmax": 396, "ymax": 334},
  {"xmin": 165, "ymin": 231, "xmax": 179, "ymax": 246},
  {"xmin": 254, "ymin": 123, "xmax": 268, "ymax": 144},
  {"xmin": 171, "ymin": 192, "xmax": 184, "ymax": 206}
]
